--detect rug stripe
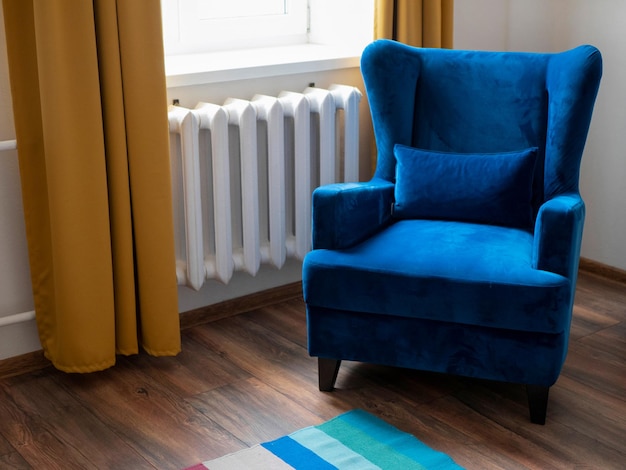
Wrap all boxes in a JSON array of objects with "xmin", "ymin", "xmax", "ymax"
[
  {"xmin": 317, "ymin": 415, "xmax": 428, "ymax": 469},
  {"xmin": 201, "ymin": 444, "xmax": 294, "ymax": 470},
  {"xmin": 289, "ymin": 426, "xmax": 380, "ymax": 469},
  {"xmin": 189, "ymin": 410, "xmax": 464, "ymax": 470},
  {"xmin": 262, "ymin": 435, "xmax": 337, "ymax": 470},
  {"xmin": 337, "ymin": 410, "xmax": 464, "ymax": 469}
]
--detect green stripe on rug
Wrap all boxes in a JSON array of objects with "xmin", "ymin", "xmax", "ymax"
[
  {"xmin": 336, "ymin": 409, "xmax": 463, "ymax": 469},
  {"xmin": 316, "ymin": 415, "xmax": 429, "ymax": 470}
]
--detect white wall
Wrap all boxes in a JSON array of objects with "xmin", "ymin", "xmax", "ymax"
[
  {"xmin": 0, "ymin": 5, "xmax": 42, "ymax": 360},
  {"xmin": 2, "ymin": 1, "xmax": 626, "ymax": 360},
  {"xmin": 563, "ymin": 1, "xmax": 626, "ymax": 271},
  {"xmin": 455, "ymin": 0, "xmax": 626, "ymax": 271}
]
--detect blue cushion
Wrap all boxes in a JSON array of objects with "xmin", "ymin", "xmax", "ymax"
[
  {"xmin": 393, "ymin": 144, "xmax": 538, "ymax": 228},
  {"xmin": 303, "ymin": 219, "xmax": 572, "ymax": 335}
]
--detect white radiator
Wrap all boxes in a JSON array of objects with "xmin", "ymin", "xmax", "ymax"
[{"xmin": 168, "ymin": 84, "xmax": 362, "ymax": 290}]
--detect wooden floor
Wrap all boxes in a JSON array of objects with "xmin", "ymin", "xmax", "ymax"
[{"xmin": 0, "ymin": 270, "xmax": 624, "ymax": 469}]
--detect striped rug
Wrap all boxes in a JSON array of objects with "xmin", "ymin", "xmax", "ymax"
[{"xmin": 187, "ymin": 409, "xmax": 464, "ymax": 469}]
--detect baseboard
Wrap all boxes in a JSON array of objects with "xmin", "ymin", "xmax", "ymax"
[
  {"xmin": 0, "ymin": 282, "xmax": 303, "ymax": 380},
  {"xmin": 6, "ymin": 260, "xmax": 623, "ymax": 381},
  {"xmin": 0, "ymin": 350, "xmax": 51, "ymax": 380},
  {"xmin": 179, "ymin": 281, "xmax": 303, "ymax": 330},
  {"xmin": 579, "ymin": 257, "xmax": 626, "ymax": 285}
]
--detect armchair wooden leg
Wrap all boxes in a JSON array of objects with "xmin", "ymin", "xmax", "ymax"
[
  {"xmin": 527, "ymin": 384, "xmax": 549, "ymax": 425},
  {"xmin": 318, "ymin": 358, "xmax": 341, "ymax": 391}
]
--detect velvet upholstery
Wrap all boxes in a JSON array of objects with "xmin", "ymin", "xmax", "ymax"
[
  {"xmin": 302, "ymin": 40, "xmax": 602, "ymax": 423},
  {"xmin": 393, "ymin": 145, "xmax": 539, "ymax": 228}
]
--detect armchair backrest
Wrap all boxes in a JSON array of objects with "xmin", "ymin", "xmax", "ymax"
[{"xmin": 361, "ymin": 40, "xmax": 602, "ymax": 212}]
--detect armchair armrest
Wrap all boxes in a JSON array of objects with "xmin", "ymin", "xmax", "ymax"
[
  {"xmin": 312, "ymin": 178, "xmax": 395, "ymax": 250},
  {"xmin": 532, "ymin": 193, "xmax": 586, "ymax": 280}
]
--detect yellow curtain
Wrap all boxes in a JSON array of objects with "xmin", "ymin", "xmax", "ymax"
[
  {"xmin": 2, "ymin": 0, "xmax": 181, "ymax": 372},
  {"xmin": 374, "ymin": 0, "xmax": 454, "ymax": 48}
]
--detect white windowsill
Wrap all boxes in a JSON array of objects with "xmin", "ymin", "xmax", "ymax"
[{"xmin": 164, "ymin": 44, "xmax": 363, "ymax": 88}]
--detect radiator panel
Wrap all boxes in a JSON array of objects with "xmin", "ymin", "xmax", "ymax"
[{"xmin": 168, "ymin": 85, "xmax": 362, "ymax": 290}]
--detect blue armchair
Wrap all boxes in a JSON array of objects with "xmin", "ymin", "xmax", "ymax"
[{"xmin": 302, "ymin": 40, "xmax": 602, "ymax": 424}]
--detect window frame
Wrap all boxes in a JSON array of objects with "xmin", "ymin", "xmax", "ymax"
[
  {"xmin": 161, "ymin": 0, "xmax": 375, "ymax": 87},
  {"xmin": 162, "ymin": 0, "xmax": 309, "ymax": 56}
]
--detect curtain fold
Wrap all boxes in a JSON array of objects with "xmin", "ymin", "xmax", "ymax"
[
  {"xmin": 371, "ymin": 0, "xmax": 454, "ymax": 175},
  {"xmin": 374, "ymin": 0, "xmax": 454, "ymax": 48},
  {"xmin": 2, "ymin": 0, "xmax": 180, "ymax": 372}
]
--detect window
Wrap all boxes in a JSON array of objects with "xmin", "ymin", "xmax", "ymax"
[
  {"xmin": 161, "ymin": 0, "xmax": 374, "ymax": 86},
  {"xmin": 162, "ymin": 0, "xmax": 309, "ymax": 56},
  {"xmin": 161, "ymin": 0, "xmax": 373, "ymax": 57}
]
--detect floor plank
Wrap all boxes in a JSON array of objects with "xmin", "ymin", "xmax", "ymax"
[
  {"xmin": 55, "ymin": 359, "xmax": 243, "ymax": 469},
  {"xmin": 0, "ymin": 270, "xmax": 623, "ymax": 469},
  {"xmin": 0, "ymin": 372, "xmax": 151, "ymax": 469},
  {"xmin": 188, "ymin": 376, "xmax": 323, "ymax": 446}
]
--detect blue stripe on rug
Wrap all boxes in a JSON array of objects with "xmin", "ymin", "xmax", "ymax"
[
  {"xmin": 261, "ymin": 435, "xmax": 338, "ymax": 470},
  {"xmin": 316, "ymin": 414, "xmax": 428, "ymax": 469},
  {"xmin": 289, "ymin": 426, "xmax": 380, "ymax": 469}
]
